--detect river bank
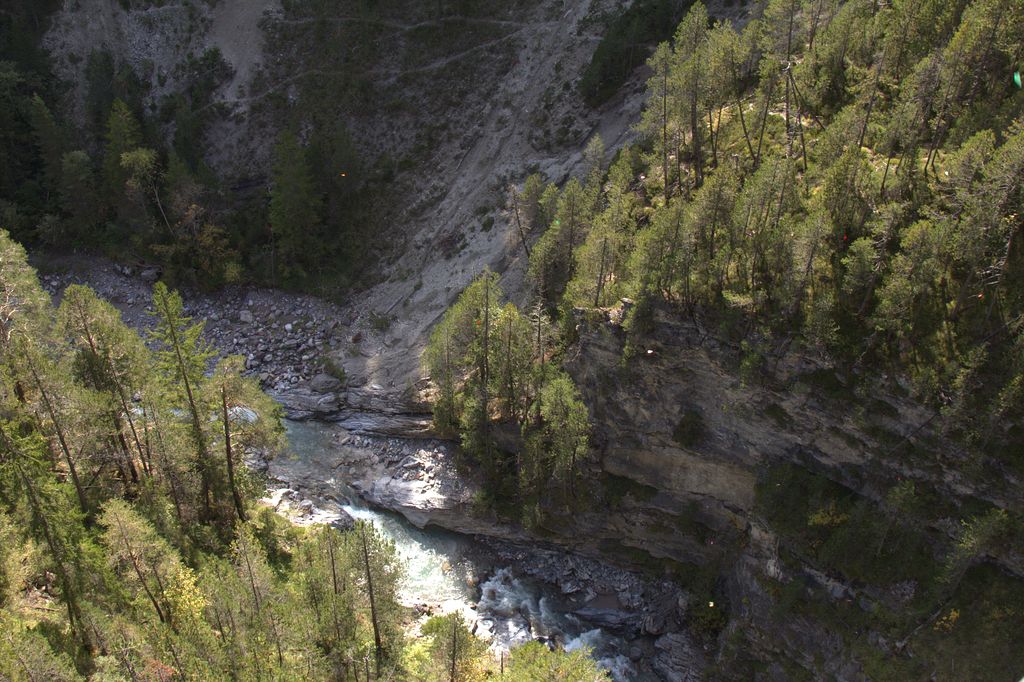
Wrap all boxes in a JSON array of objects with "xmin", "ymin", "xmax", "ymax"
[
  {"xmin": 33, "ymin": 253, "xmax": 705, "ymax": 681},
  {"xmin": 262, "ymin": 419, "xmax": 699, "ymax": 681}
]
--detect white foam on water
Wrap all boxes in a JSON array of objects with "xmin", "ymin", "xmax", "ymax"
[{"xmin": 283, "ymin": 420, "xmax": 648, "ymax": 680}]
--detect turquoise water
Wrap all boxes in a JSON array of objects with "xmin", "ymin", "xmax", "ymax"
[{"xmin": 281, "ymin": 419, "xmax": 646, "ymax": 680}]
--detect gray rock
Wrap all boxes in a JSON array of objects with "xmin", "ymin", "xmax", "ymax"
[
  {"xmin": 573, "ymin": 607, "xmax": 640, "ymax": 633},
  {"xmin": 309, "ymin": 373, "xmax": 343, "ymax": 393},
  {"xmin": 652, "ymin": 632, "xmax": 706, "ymax": 681},
  {"xmin": 140, "ymin": 267, "xmax": 160, "ymax": 283},
  {"xmin": 238, "ymin": 309, "xmax": 254, "ymax": 324},
  {"xmin": 329, "ymin": 510, "xmax": 355, "ymax": 531}
]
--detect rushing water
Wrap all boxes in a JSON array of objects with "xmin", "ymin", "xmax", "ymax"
[{"xmin": 280, "ymin": 420, "xmax": 652, "ymax": 681}]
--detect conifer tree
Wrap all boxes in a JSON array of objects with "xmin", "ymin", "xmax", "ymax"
[
  {"xmin": 149, "ymin": 282, "xmax": 217, "ymax": 524},
  {"xmin": 268, "ymin": 131, "xmax": 323, "ymax": 281},
  {"xmin": 101, "ymin": 99, "xmax": 142, "ymax": 214}
]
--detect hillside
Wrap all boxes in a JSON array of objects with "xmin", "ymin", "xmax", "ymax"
[{"xmin": 1, "ymin": 0, "xmax": 1024, "ymax": 680}]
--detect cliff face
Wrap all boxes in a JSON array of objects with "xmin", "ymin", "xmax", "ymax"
[
  {"xmin": 269, "ymin": 294, "xmax": 1024, "ymax": 678},
  {"xmin": 561, "ymin": 303, "xmax": 1024, "ymax": 678}
]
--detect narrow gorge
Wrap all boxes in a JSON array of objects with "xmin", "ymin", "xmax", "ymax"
[{"xmin": 1, "ymin": 0, "xmax": 1023, "ymax": 680}]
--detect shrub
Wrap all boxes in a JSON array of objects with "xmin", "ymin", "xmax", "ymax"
[
  {"xmin": 321, "ymin": 356, "xmax": 346, "ymax": 384},
  {"xmin": 673, "ymin": 409, "xmax": 706, "ymax": 448}
]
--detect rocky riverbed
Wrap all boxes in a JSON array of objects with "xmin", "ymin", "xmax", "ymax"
[
  {"xmin": 268, "ymin": 419, "xmax": 703, "ymax": 681},
  {"xmin": 34, "ymin": 253, "xmax": 707, "ymax": 680}
]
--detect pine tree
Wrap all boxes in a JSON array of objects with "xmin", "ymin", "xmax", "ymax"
[
  {"xmin": 418, "ymin": 612, "xmax": 489, "ymax": 682},
  {"xmin": 59, "ymin": 285, "xmax": 153, "ymax": 485},
  {"xmin": 149, "ymin": 282, "xmax": 218, "ymax": 525},
  {"xmin": 499, "ymin": 641, "xmax": 609, "ymax": 681},
  {"xmin": 672, "ymin": 2, "xmax": 711, "ymax": 188},
  {"xmin": 101, "ymin": 99, "xmax": 142, "ymax": 215},
  {"xmin": 211, "ymin": 356, "xmax": 284, "ymax": 524},
  {"xmin": 534, "ymin": 372, "xmax": 590, "ymax": 500},
  {"xmin": 59, "ymin": 151, "xmax": 101, "ymax": 242},
  {"xmin": 99, "ymin": 499, "xmax": 182, "ymax": 627},
  {"xmin": 268, "ymin": 131, "xmax": 323, "ymax": 281}
]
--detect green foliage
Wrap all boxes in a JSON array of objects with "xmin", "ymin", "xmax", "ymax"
[
  {"xmin": 0, "ymin": 244, "xmax": 420, "ymax": 676},
  {"xmin": 530, "ymin": 371, "xmax": 591, "ymax": 498},
  {"xmin": 425, "ymin": 272, "xmax": 592, "ymax": 520},
  {"xmin": 413, "ymin": 612, "xmax": 490, "ymax": 681},
  {"xmin": 902, "ymin": 563, "xmax": 1024, "ymax": 682},
  {"xmin": 268, "ymin": 130, "xmax": 324, "ymax": 283},
  {"xmin": 579, "ymin": 0, "xmax": 693, "ymax": 107},
  {"xmin": 321, "ymin": 355, "xmax": 347, "ymax": 384},
  {"xmin": 543, "ymin": 0, "xmax": 1024, "ymax": 476},
  {"xmin": 101, "ymin": 99, "xmax": 142, "ymax": 217},
  {"xmin": 499, "ymin": 640, "xmax": 610, "ymax": 681},
  {"xmin": 528, "ymin": 178, "xmax": 594, "ymax": 306},
  {"xmin": 755, "ymin": 464, "xmax": 941, "ymax": 588}
]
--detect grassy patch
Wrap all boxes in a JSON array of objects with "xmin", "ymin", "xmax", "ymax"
[
  {"xmin": 368, "ymin": 311, "xmax": 392, "ymax": 333},
  {"xmin": 320, "ymin": 355, "xmax": 346, "ymax": 384}
]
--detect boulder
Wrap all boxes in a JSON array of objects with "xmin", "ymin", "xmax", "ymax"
[
  {"xmin": 309, "ymin": 373, "xmax": 343, "ymax": 393},
  {"xmin": 238, "ymin": 309, "xmax": 254, "ymax": 324},
  {"xmin": 652, "ymin": 632, "xmax": 706, "ymax": 681},
  {"xmin": 573, "ymin": 606, "xmax": 640, "ymax": 633}
]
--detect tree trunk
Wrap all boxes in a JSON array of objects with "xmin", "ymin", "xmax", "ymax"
[
  {"xmin": 113, "ymin": 510, "xmax": 166, "ymax": 624},
  {"xmin": 360, "ymin": 526, "xmax": 384, "ymax": 676},
  {"xmin": 511, "ymin": 187, "xmax": 531, "ymax": 258},
  {"xmin": 449, "ymin": 616, "xmax": 458, "ymax": 682},
  {"xmin": 755, "ymin": 77, "xmax": 776, "ymax": 168},
  {"xmin": 221, "ymin": 385, "xmax": 247, "ymax": 523},
  {"xmin": 75, "ymin": 310, "xmax": 147, "ymax": 477},
  {"xmin": 24, "ymin": 356, "xmax": 89, "ymax": 517},
  {"xmin": 736, "ymin": 94, "xmax": 756, "ymax": 164},
  {"xmin": 148, "ymin": 402, "xmax": 184, "ymax": 526},
  {"xmin": 505, "ymin": 317, "xmax": 515, "ymax": 421},
  {"xmin": 1, "ymin": 425, "xmax": 90, "ymax": 653},
  {"xmin": 154, "ymin": 291, "xmax": 213, "ymax": 519},
  {"xmin": 690, "ymin": 87, "xmax": 703, "ymax": 188},
  {"xmin": 480, "ymin": 278, "xmax": 491, "ymax": 456},
  {"xmin": 662, "ymin": 68, "xmax": 670, "ymax": 197},
  {"xmin": 594, "ymin": 237, "xmax": 609, "ymax": 307},
  {"xmin": 327, "ymin": 529, "xmax": 344, "ymax": 645}
]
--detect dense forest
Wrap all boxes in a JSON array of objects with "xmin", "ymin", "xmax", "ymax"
[
  {"xmin": 0, "ymin": 0, "xmax": 369, "ymax": 293},
  {"xmin": 425, "ymin": 0, "xmax": 1024, "ymax": 676},
  {"xmin": 3, "ymin": 0, "xmax": 1024, "ymax": 677},
  {"xmin": 436, "ymin": 0, "xmax": 1024, "ymax": 502},
  {"xmin": 0, "ymin": 234, "xmax": 608, "ymax": 679}
]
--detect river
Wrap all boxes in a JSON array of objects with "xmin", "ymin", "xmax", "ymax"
[{"xmin": 279, "ymin": 419, "xmax": 659, "ymax": 681}]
